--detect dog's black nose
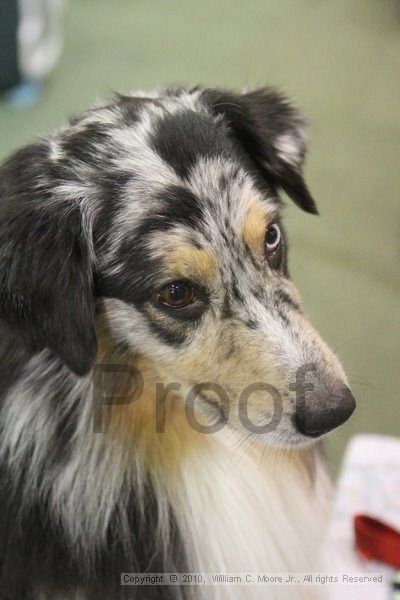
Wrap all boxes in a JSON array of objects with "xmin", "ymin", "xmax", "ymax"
[{"xmin": 296, "ymin": 385, "xmax": 356, "ymax": 438}]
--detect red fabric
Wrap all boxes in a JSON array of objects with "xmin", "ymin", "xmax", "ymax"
[{"xmin": 354, "ymin": 514, "xmax": 400, "ymax": 569}]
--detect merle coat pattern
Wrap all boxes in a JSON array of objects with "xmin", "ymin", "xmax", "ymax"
[{"xmin": 0, "ymin": 87, "xmax": 355, "ymax": 600}]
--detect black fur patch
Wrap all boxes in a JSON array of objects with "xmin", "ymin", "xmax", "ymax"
[
  {"xmin": 0, "ymin": 462, "xmax": 188, "ymax": 599},
  {"xmin": 230, "ymin": 274, "xmax": 245, "ymax": 304},
  {"xmin": 0, "ymin": 322, "xmax": 31, "ymax": 400},
  {"xmin": 150, "ymin": 109, "xmax": 233, "ymax": 180},
  {"xmin": 143, "ymin": 185, "xmax": 205, "ymax": 233},
  {"xmin": 61, "ymin": 122, "xmax": 111, "ymax": 165},
  {"xmin": 221, "ymin": 295, "xmax": 234, "ymax": 320},
  {"xmin": 274, "ymin": 289, "xmax": 300, "ymax": 312},
  {"xmin": 146, "ymin": 318, "xmax": 189, "ymax": 346},
  {"xmin": 0, "ymin": 144, "xmax": 97, "ymax": 376},
  {"xmin": 99, "ymin": 241, "xmax": 161, "ymax": 308},
  {"xmin": 246, "ymin": 319, "xmax": 259, "ymax": 330}
]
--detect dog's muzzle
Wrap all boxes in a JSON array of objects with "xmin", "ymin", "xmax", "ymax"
[{"xmin": 295, "ymin": 384, "xmax": 356, "ymax": 438}]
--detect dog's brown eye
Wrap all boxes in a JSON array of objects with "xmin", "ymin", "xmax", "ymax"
[{"xmin": 157, "ymin": 281, "xmax": 195, "ymax": 308}]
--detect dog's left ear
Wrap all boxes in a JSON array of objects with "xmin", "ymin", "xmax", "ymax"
[
  {"xmin": 202, "ymin": 87, "xmax": 317, "ymax": 214},
  {"xmin": 0, "ymin": 141, "xmax": 97, "ymax": 375}
]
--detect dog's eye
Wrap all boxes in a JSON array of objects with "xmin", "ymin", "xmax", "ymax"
[
  {"xmin": 265, "ymin": 223, "xmax": 282, "ymax": 269},
  {"xmin": 157, "ymin": 281, "xmax": 196, "ymax": 308},
  {"xmin": 265, "ymin": 223, "xmax": 281, "ymax": 251}
]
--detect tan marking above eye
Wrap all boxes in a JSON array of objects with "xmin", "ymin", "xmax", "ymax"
[
  {"xmin": 242, "ymin": 201, "xmax": 277, "ymax": 260},
  {"xmin": 167, "ymin": 245, "xmax": 217, "ymax": 284}
]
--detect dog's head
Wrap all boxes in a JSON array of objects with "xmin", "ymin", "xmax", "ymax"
[{"xmin": 0, "ymin": 87, "xmax": 355, "ymax": 446}]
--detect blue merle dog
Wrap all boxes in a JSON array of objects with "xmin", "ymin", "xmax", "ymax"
[{"xmin": 0, "ymin": 87, "xmax": 355, "ymax": 600}]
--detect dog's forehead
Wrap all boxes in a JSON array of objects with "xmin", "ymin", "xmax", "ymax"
[
  {"xmin": 107, "ymin": 93, "xmax": 278, "ymax": 239},
  {"xmin": 109, "ymin": 92, "xmax": 242, "ymax": 189},
  {"xmin": 80, "ymin": 91, "xmax": 281, "ymax": 291}
]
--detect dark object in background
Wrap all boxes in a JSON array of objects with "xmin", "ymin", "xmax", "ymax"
[
  {"xmin": 0, "ymin": 0, "xmax": 64, "ymax": 103},
  {"xmin": 0, "ymin": 0, "xmax": 20, "ymax": 92}
]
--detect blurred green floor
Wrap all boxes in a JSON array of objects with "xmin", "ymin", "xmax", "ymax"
[{"xmin": 0, "ymin": 0, "xmax": 399, "ymax": 472}]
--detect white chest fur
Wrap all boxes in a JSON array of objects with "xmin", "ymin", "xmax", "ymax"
[{"xmin": 169, "ymin": 433, "xmax": 332, "ymax": 600}]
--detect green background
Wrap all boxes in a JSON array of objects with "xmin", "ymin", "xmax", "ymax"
[{"xmin": 1, "ymin": 0, "xmax": 399, "ymax": 472}]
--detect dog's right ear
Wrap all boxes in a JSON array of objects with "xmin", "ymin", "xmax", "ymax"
[
  {"xmin": 0, "ymin": 141, "xmax": 97, "ymax": 375},
  {"xmin": 201, "ymin": 87, "xmax": 318, "ymax": 214}
]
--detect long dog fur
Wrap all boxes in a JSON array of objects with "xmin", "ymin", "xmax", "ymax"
[{"xmin": 0, "ymin": 87, "xmax": 354, "ymax": 599}]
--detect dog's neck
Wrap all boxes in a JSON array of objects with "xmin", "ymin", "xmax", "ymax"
[{"xmin": 0, "ymin": 322, "xmax": 332, "ymax": 599}]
